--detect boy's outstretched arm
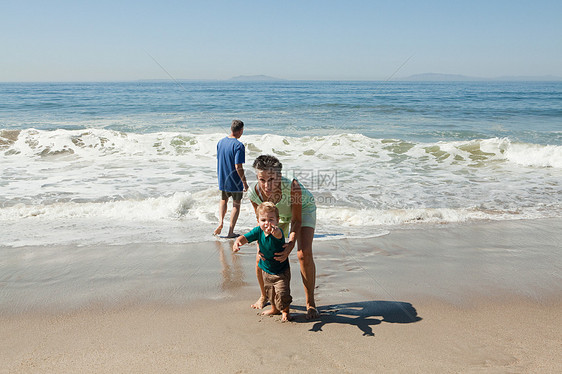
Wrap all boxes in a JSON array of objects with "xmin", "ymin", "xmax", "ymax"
[{"xmin": 233, "ymin": 235, "xmax": 248, "ymax": 252}]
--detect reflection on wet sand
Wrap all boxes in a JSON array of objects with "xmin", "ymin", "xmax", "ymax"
[{"xmin": 216, "ymin": 240, "xmax": 247, "ymax": 292}]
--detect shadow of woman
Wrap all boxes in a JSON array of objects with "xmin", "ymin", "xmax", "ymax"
[{"xmin": 292, "ymin": 301, "xmax": 422, "ymax": 336}]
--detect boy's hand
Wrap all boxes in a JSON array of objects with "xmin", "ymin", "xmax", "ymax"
[
  {"xmin": 233, "ymin": 239, "xmax": 242, "ymax": 252},
  {"xmin": 271, "ymin": 225, "xmax": 282, "ymax": 239},
  {"xmin": 263, "ymin": 222, "xmax": 276, "ymax": 236}
]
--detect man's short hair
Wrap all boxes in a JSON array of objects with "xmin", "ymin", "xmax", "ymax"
[
  {"xmin": 257, "ymin": 201, "xmax": 279, "ymax": 219},
  {"xmin": 231, "ymin": 120, "xmax": 244, "ymax": 133},
  {"xmin": 253, "ymin": 154, "xmax": 283, "ymax": 172}
]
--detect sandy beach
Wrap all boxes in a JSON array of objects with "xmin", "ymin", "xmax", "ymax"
[
  {"xmin": 1, "ymin": 218, "xmax": 561, "ymax": 373},
  {"xmin": 3, "ymin": 2, "xmax": 562, "ymax": 372}
]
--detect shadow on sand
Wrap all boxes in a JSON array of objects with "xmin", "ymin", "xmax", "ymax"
[{"xmin": 292, "ymin": 301, "xmax": 422, "ymax": 336}]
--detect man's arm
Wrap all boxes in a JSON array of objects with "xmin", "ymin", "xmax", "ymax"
[{"xmin": 235, "ymin": 163, "xmax": 249, "ymax": 191}]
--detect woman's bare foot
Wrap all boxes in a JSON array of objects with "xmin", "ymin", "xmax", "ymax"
[
  {"xmin": 251, "ymin": 296, "xmax": 268, "ymax": 309},
  {"xmin": 213, "ymin": 224, "xmax": 223, "ymax": 236},
  {"xmin": 261, "ymin": 308, "xmax": 280, "ymax": 316},
  {"xmin": 306, "ymin": 306, "xmax": 319, "ymax": 320},
  {"xmin": 225, "ymin": 232, "xmax": 238, "ymax": 238},
  {"xmin": 281, "ymin": 311, "xmax": 292, "ymax": 322}
]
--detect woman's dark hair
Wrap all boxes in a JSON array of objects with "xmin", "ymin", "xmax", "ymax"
[{"xmin": 253, "ymin": 155, "xmax": 282, "ymax": 172}]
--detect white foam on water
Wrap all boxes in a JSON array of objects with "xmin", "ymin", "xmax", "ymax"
[
  {"xmin": 1, "ymin": 129, "xmax": 561, "ymax": 247},
  {"xmin": 3, "ymin": 129, "xmax": 561, "ymax": 169},
  {"xmin": 504, "ymin": 142, "xmax": 562, "ymax": 168},
  {"xmin": 0, "ymin": 192, "xmax": 195, "ymax": 221}
]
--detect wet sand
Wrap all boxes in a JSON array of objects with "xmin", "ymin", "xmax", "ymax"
[{"xmin": 1, "ymin": 218, "xmax": 561, "ymax": 373}]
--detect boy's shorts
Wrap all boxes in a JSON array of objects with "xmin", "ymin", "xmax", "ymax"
[
  {"xmin": 221, "ymin": 190, "xmax": 243, "ymax": 201},
  {"xmin": 262, "ymin": 266, "xmax": 292, "ymax": 311}
]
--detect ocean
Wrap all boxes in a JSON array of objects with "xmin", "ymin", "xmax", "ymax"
[{"xmin": 1, "ymin": 80, "xmax": 561, "ymax": 247}]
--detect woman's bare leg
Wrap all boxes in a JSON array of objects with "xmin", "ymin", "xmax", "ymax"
[
  {"xmin": 251, "ymin": 249, "xmax": 268, "ymax": 309},
  {"xmin": 297, "ymin": 227, "xmax": 318, "ymax": 319}
]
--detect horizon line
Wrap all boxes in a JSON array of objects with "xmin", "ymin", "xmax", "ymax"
[{"xmin": 1, "ymin": 73, "xmax": 562, "ymax": 84}]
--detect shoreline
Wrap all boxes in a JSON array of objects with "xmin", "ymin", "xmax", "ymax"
[
  {"xmin": 2, "ymin": 217, "xmax": 561, "ymax": 313},
  {"xmin": 1, "ymin": 218, "xmax": 561, "ymax": 372}
]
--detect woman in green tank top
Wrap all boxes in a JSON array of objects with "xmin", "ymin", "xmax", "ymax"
[{"xmin": 248, "ymin": 155, "xmax": 318, "ymax": 319}]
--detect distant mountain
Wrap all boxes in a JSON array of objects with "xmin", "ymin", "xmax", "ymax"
[
  {"xmin": 401, "ymin": 73, "xmax": 562, "ymax": 82},
  {"xmin": 228, "ymin": 75, "xmax": 283, "ymax": 81}
]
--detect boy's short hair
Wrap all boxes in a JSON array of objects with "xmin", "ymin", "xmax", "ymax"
[
  {"xmin": 257, "ymin": 201, "xmax": 279, "ymax": 219},
  {"xmin": 231, "ymin": 120, "xmax": 244, "ymax": 133},
  {"xmin": 253, "ymin": 154, "xmax": 282, "ymax": 172}
]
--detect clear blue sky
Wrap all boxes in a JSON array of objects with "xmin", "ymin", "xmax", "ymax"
[{"xmin": 2, "ymin": 0, "xmax": 561, "ymax": 81}]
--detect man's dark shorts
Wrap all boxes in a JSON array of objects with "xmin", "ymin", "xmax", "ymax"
[{"xmin": 221, "ymin": 191, "xmax": 243, "ymax": 201}]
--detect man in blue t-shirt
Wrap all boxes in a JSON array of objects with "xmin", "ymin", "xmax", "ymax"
[{"xmin": 214, "ymin": 120, "xmax": 249, "ymax": 238}]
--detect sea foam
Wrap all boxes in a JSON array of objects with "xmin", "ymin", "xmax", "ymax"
[
  {"xmin": 1, "ymin": 129, "xmax": 561, "ymax": 247},
  {"xmin": 2, "ymin": 129, "xmax": 561, "ymax": 169}
]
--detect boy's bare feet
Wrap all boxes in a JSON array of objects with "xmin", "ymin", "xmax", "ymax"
[
  {"xmin": 261, "ymin": 308, "xmax": 280, "ymax": 316},
  {"xmin": 213, "ymin": 224, "xmax": 223, "ymax": 236},
  {"xmin": 251, "ymin": 296, "xmax": 268, "ymax": 309},
  {"xmin": 281, "ymin": 311, "xmax": 292, "ymax": 322}
]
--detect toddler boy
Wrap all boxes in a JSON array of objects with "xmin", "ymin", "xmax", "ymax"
[{"xmin": 233, "ymin": 202, "xmax": 292, "ymax": 321}]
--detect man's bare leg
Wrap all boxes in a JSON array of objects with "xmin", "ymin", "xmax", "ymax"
[
  {"xmin": 226, "ymin": 199, "xmax": 241, "ymax": 238},
  {"xmin": 297, "ymin": 227, "xmax": 318, "ymax": 319},
  {"xmin": 214, "ymin": 198, "xmax": 228, "ymax": 235}
]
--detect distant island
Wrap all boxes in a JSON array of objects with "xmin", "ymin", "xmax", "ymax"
[
  {"xmin": 402, "ymin": 73, "xmax": 477, "ymax": 81},
  {"xmin": 400, "ymin": 73, "xmax": 562, "ymax": 82},
  {"xmin": 138, "ymin": 73, "xmax": 561, "ymax": 83},
  {"xmin": 228, "ymin": 75, "xmax": 283, "ymax": 81}
]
